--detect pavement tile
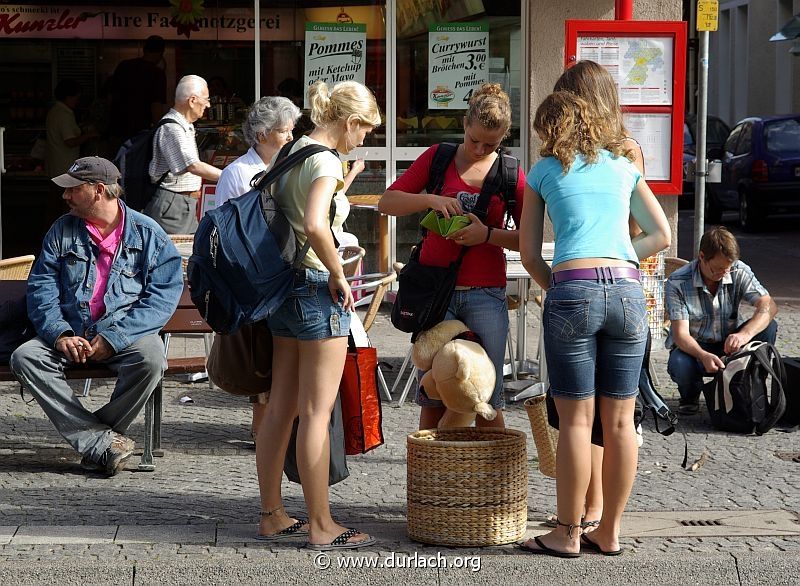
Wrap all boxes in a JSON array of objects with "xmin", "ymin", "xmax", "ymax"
[
  {"xmin": 12, "ymin": 525, "xmax": 116, "ymax": 545},
  {"xmin": 115, "ymin": 524, "xmax": 216, "ymax": 544},
  {"xmin": 215, "ymin": 523, "xmax": 258, "ymax": 544},
  {"xmin": 0, "ymin": 526, "xmax": 17, "ymax": 544}
]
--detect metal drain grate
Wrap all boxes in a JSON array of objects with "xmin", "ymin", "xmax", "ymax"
[
  {"xmin": 680, "ymin": 519, "xmax": 724, "ymax": 527},
  {"xmin": 775, "ymin": 451, "xmax": 800, "ymax": 462}
]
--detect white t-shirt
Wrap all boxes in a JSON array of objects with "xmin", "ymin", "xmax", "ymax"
[
  {"xmin": 215, "ymin": 147, "xmax": 266, "ymax": 206},
  {"xmin": 45, "ymin": 101, "xmax": 80, "ymax": 176},
  {"xmin": 270, "ymin": 135, "xmax": 348, "ymax": 271}
]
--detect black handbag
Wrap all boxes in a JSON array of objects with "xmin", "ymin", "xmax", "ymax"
[{"xmin": 390, "ymin": 242, "xmax": 466, "ymax": 335}]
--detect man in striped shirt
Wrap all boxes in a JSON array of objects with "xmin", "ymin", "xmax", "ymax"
[
  {"xmin": 145, "ymin": 75, "xmax": 221, "ymax": 234},
  {"xmin": 665, "ymin": 227, "xmax": 778, "ymax": 415}
]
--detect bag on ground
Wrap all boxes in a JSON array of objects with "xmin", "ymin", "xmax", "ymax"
[
  {"xmin": 702, "ymin": 341, "xmax": 787, "ymax": 434},
  {"xmin": 113, "ymin": 119, "xmax": 179, "ymax": 211},
  {"xmin": 187, "ymin": 139, "xmax": 336, "ymax": 334},
  {"xmin": 781, "ymin": 356, "xmax": 800, "ymax": 425}
]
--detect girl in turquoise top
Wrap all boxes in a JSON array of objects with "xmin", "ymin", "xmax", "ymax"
[
  {"xmin": 519, "ymin": 91, "xmax": 670, "ymax": 558},
  {"xmin": 547, "ymin": 59, "xmax": 648, "ymax": 545}
]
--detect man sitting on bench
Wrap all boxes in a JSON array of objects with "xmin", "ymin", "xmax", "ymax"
[{"xmin": 10, "ymin": 156, "xmax": 182, "ymax": 476}]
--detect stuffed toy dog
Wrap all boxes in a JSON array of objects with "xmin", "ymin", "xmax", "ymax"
[{"xmin": 411, "ymin": 320, "xmax": 496, "ymax": 428}]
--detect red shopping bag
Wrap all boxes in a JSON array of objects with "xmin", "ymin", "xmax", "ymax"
[{"xmin": 339, "ymin": 344, "xmax": 384, "ymax": 455}]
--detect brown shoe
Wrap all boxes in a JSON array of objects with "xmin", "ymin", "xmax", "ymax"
[{"xmin": 102, "ymin": 433, "xmax": 135, "ymax": 476}]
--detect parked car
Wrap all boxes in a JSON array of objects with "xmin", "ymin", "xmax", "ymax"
[
  {"xmin": 707, "ymin": 114, "xmax": 800, "ymax": 229},
  {"xmin": 682, "ymin": 113, "xmax": 730, "ymax": 209}
]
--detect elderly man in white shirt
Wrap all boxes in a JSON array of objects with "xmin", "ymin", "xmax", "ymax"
[{"xmin": 145, "ymin": 75, "xmax": 221, "ymax": 234}]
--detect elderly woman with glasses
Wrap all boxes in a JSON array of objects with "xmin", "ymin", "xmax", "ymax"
[{"xmin": 215, "ymin": 96, "xmax": 302, "ymax": 207}]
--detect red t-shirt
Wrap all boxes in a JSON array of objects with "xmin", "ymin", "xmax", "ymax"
[{"xmin": 388, "ymin": 144, "xmax": 525, "ymax": 287}]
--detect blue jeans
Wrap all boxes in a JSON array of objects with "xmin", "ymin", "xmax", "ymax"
[
  {"xmin": 544, "ymin": 278, "xmax": 648, "ymax": 400},
  {"xmin": 9, "ymin": 334, "xmax": 165, "ymax": 462},
  {"xmin": 268, "ymin": 268, "xmax": 351, "ymax": 341},
  {"xmin": 416, "ymin": 286, "xmax": 508, "ymax": 409},
  {"xmin": 667, "ymin": 319, "xmax": 778, "ymax": 403}
]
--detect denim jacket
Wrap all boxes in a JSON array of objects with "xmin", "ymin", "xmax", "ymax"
[{"xmin": 27, "ymin": 202, "xmax": 183, "ymax": 352}]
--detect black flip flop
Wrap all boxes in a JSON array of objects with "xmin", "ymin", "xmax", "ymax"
[
  {"xmin": 517, "ymin": 536, "xmax": 581, "ymax": 559},
  {"xmin": 306, "ymin": 528, "xmax": 376, "ymax": 551},
  {"xmin": 580, "ymin": 533, "xmax": 623, "ymax": 556}
]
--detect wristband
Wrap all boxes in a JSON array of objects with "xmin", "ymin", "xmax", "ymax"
[{"xmin": 484, "ymin": 226, "xmax": 493, "ymax": 243}]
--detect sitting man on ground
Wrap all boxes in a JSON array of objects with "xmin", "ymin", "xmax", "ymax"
[
  {"xmin": 665, "ymin": 226, "xmax": 778, "ymax": 415},
  {"xmin": 144, "ymin": 74, "xmax": 221, "ymax": 234},
  {"xmin": 10, "ymin": 156, "xmax": 183, "ymax": 476}
]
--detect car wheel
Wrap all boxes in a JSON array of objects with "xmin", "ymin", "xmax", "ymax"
[
  {"xmin": 739, "ymin": 190, "xmax": 764, "ymax": 232},
  {"xmin": 705, "ymin": 190, "xmax": 722, "ymax": 224}
]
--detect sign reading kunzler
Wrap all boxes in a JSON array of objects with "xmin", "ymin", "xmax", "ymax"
[
  {"xmin": 428, "ymin": 22, "xmax": 488, "ymax": 109},
  {"xmin": 0, "ymin": 5, "xmax": 293, "ymax": 40},
  {"xmin": 304, "ymin": 22, "xmax": 367, "ymax": 106}
]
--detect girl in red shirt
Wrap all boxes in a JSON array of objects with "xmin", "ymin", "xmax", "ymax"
[{"xmin": 379, "ymin": 83, "xmax": 525, "ymax": 430}]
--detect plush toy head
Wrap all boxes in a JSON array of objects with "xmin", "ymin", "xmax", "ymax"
[{"xmin": 412, "ymin": 320, "xmax": 496, "ymax": 428}]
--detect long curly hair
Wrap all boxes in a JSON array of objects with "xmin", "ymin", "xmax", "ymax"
[
  {"xmin": 534, "ymin": 91, "xmax": 630, "ymax": 173},
  {"xmin": 553, "ymin": 60, "xmax": 634, "ymax": 162}
]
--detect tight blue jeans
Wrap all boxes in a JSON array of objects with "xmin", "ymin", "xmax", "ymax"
[{"xmin": 544, "ymin": 278, "xmax": 648, "ymax": 400}]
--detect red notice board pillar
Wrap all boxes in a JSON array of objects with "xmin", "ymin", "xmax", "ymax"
[{"xmin": 565, "ymin": 20, "xmax": 687, "ymax": 196}]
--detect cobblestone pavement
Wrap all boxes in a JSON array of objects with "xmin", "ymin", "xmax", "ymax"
[{"xmin": 0, "ymin": 300, "xmax": 798, "ymax": 569}]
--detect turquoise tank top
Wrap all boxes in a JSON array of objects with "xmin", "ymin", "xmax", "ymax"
[{"xmin": 526, "ymin": 150, "xmax": 641, "ymax": 267}]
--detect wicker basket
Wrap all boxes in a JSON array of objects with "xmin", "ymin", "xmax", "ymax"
[
  {"xmin": 523, "ymin": 395, "xmax": 558, "ymax": 478},
  {"xmin": 406, "ymin": 427, "xmax": 528, "ymax": 547}
]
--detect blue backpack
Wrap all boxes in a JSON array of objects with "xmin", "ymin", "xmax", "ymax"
[{"xmin": 187, "ymin": 140, "xmax": 336, "ymax": 334}]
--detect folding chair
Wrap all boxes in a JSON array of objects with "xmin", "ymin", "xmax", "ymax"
[{"xmin": 348, "ymin": 269, "xmax": 396, "ymax": 401}]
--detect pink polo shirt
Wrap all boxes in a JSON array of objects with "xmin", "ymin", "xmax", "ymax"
[{"xmin": 85, "ymin": 205, "xmax": 125, "ymax": 322}]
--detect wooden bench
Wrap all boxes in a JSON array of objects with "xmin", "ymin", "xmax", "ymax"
[{"xmin": 0, "ymin": 281, "xmax": 211, "ymax": 472}]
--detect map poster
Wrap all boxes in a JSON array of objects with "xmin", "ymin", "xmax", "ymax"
[
  {"xmin": 622, "ymin": 113, "xmax": 672, "ymax": 180},
  {"xmin": 576, "ymin": 36, "xmax": 673, "ymax": 106},
  {"xmin": 428, "ymin": 22, "xmax": 489, "ymax": 109},
  {"xmin": 304, "ymin": 22, "xmax": 367, "ymax": 106}
]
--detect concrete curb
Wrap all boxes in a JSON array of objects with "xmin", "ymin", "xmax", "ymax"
[{"xmin": 2, "ymin": 551, "xmax": 799, "ymax": 585}]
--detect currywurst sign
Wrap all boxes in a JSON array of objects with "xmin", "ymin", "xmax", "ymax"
[
  {"xmin": 428, "ymin": 22, "xmax": 489, "ymax": 109},
  {"xmin": 304, "ymin": 22, "xmax": 367, "ymax": 105}
]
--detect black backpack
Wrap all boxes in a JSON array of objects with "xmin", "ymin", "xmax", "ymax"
[
  {"xmin": 187, "ymin": 139, "xmax": 337, "ymax": 335},
  {"xmin": 426, "ymin": 142, "xmax": 519, "ymax": 226},
  {"xmin": 702, "ymin": 341, "xmax": 787, "ymax": 435},
  {"xmin": 113, "ymin": 118, "xmax": 179, "ymax": 211}
]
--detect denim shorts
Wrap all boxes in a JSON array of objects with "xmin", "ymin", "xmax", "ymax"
[
  {"xmin": 544, "ymin": 277, "xmax": 647, "ymax": 400},
  {"xmin": 416, "ymin": 286, "xmax": 508, "ymax": 410},
  {"xmin": 267, "ymin": 268, "xmax": 351, "ymax": 341}
]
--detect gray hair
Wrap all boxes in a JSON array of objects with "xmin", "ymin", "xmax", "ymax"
[
  {"xmin": 175, "ymin": 75, "xmax": 208, "ymax": 103},
  {"xmin": 242, "ymin": 96, "xmax": 301, "ymax": 146},
  {"xmin": 104, "ymin": 182, "xmax": 123, "ymax": 200}
]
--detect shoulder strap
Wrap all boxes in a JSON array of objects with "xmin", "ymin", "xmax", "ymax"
[
  {"xmin": 638, "ymin": 328, "xmax": 677, "ymax": 436},
  {"xmin": 255, "ymin": 138, "xmax": 339, "ymax": 269},
  {"xmin": 750, "ymin": 343, "xmax": 787, "ymax": 435},
  {"xmin": 470, "ymin": 150, "xmax": 519, "ymax": 225},
  {"xmin": 151, "ymin": 118, "xmax": 181, "ymax": 188},
  {"xmin": 425, "ymin": 143, "xmax": 458, "ymax": 195},
  {"xmin": 256, "ymin": 138, "xmax": 337, "ymax": 191}
]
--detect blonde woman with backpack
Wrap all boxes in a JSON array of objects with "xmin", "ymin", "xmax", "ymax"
[{"xmin": 254, "ymin": 80, "xmax": 381, "ymax": 551}]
